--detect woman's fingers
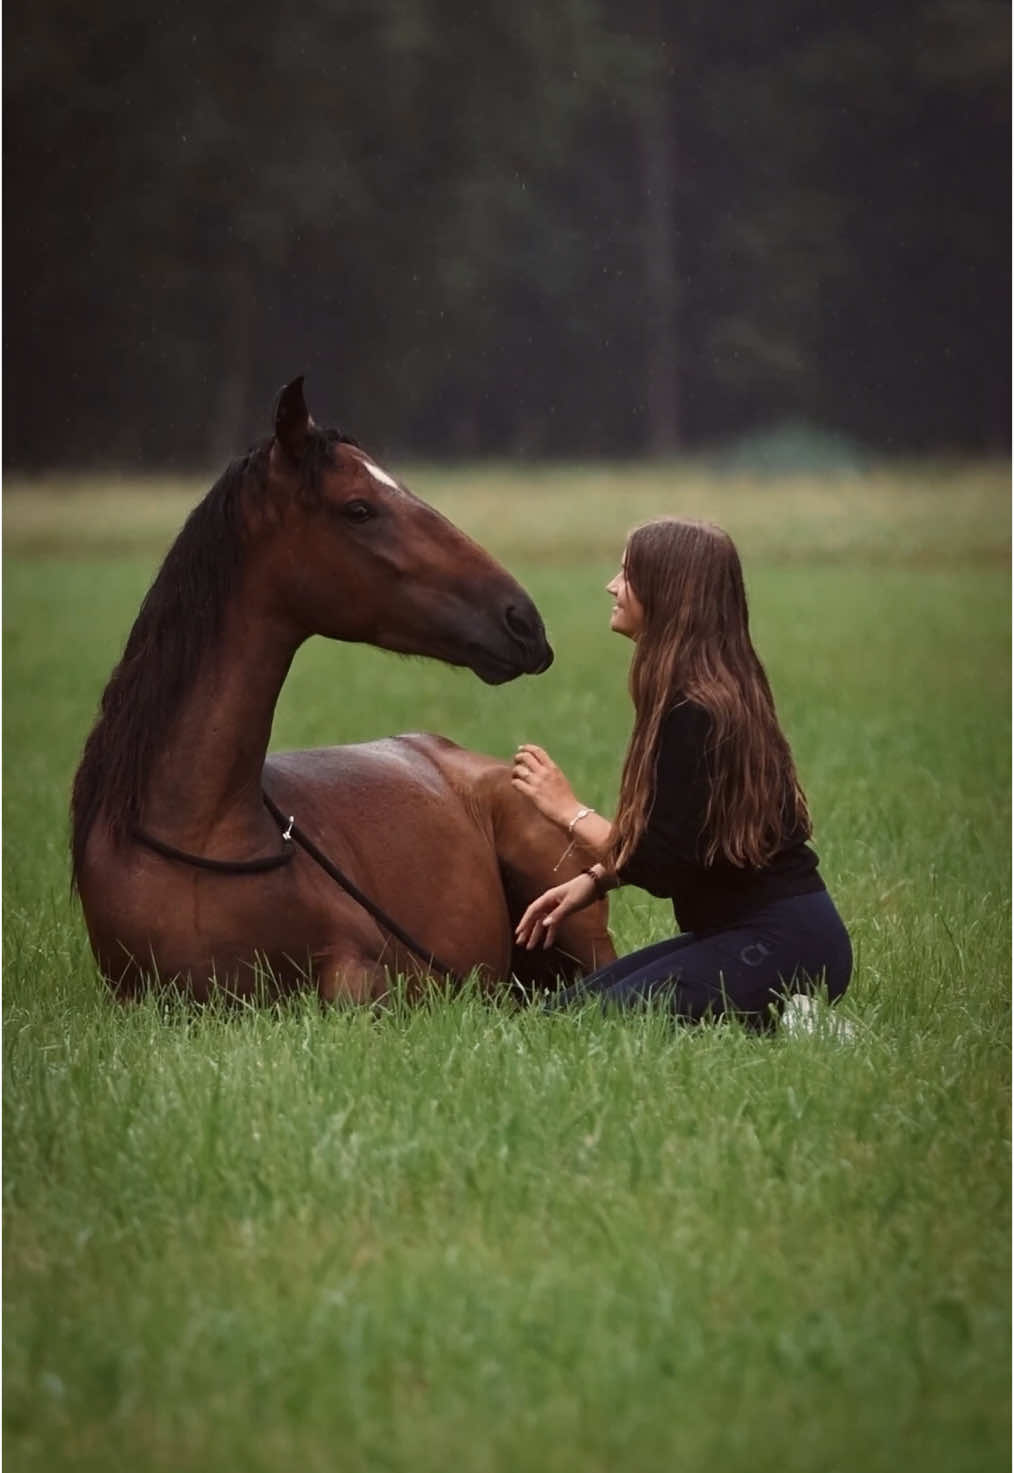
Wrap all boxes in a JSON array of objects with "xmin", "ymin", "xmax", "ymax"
[
  {"xmin": 513, "ymin": 743, "xmax": 552, "ymax": 777},
  {"xmin": 521, "ymin": 918, "xmax": 545, "ymax": 950},
  {"xmin": 519, "ymin": 891, "xmax": 547, "ymax": 920},
  {"xmin": 516, "ymin": 889, "xmax": 566, "ymax": 949},
  {"xmin": 517, "ymin": 743, "xmax": 549, "ymax": 762},
  {"xmin": 536, "ymin": 898, "xmax": 574, "ymax": 949},
  {"xmin": 512, "ymin": 745, "xmax": 577, "ymax": 833},
  {"xmin": 526, "ymin": 911, "xmax": 557, "ymax": 949},
  {"xmin": 516, "ymin": 881, "xmax": 589, "ymax": 949},
  {"xmin": 511, "ymin": 750, "xmax": 537, "ymax": 783},
  {"xmin": 516, "ymin": 894, "xmax": 552, "ymax": 936},
  {"xmin": 520, "ymin": 875, "xmax": 597, "ymax": 945},
  {"xmin": 518, "ymin": 916, "xmax": 552, "ymax": 950}
]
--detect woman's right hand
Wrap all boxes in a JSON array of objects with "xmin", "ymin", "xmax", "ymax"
[
  {"xmin": 511, "ymin": 743, "xmax": 579, "ymax": 829},
  {"xmin": 515, "ymin": 872, "xmax": 598, "ymax": 950}
]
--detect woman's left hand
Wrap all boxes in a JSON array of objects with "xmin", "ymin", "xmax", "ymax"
[
  {"xmin": 511, "ymin": 743, "xmax": 579, "ymax": 829},
  {"xmin": 515, "ymin": 873, "xmax": 597, "ymax": 949}
]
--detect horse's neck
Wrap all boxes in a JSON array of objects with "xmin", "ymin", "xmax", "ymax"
[{"xmin": 142, "ymin": 604, "xmax": 298, "ymax": 850}]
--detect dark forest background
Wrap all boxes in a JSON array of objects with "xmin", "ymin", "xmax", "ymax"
[{"xmin": 5, "ymin": 0, "xmax": 1010, "ymax": 469}]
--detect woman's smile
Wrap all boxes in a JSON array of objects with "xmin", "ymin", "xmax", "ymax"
[{"xmin": 606, "ymin": 563, "xmax": 645, "ymax": 639}]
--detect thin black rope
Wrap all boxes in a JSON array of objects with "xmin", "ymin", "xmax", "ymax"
[
  {"xmin": 131, "ymin": 800, "xmax": 461, "ymax": 980},
  {"xmin": 261, "ymin": 791, "xmax": 461, "ymax": 980},
  {"xmin": 132, "ymin": 825, "xmax": 295, "ymax": 873}
]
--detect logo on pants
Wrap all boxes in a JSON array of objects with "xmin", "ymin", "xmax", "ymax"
[{"xmin": 739, "ymin": 940, "xmax": 773, "ymax": 967}]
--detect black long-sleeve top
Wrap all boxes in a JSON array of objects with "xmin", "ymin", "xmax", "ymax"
[{"xmin": 617, "ymin": 700, "xmax": 824, "ymax": 934}]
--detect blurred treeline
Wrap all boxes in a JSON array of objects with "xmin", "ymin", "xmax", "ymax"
[{"xmin": 5, "ymin": 0, "xmax": 1009, "ymax": 469}]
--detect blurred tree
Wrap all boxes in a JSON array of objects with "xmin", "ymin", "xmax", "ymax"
[{"xmin": 3, "ymin": 0, "xmax": 1008, "ymax": 466}]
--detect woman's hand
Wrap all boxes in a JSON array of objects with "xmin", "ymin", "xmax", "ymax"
[
  {"xmin": 511, "ymin": 743, "xmax": 580, "ymax": 829},
  {"xmin": 515, "ymin": 872, "xmax": 598, "ymax": 950}
]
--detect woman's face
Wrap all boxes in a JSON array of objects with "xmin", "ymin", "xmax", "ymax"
[{"xmin": 606, "ymin": 556, "xmax": 645, "ymax": 639}]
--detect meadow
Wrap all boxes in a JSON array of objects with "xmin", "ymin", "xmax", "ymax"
[{"xmin": 3, "ymin": 460, "xmax": 1010, "ymax": 1472}]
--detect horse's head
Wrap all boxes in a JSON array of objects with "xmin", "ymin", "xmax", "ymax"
[{"xmin": 250, "ymin": 377, "xmax": 552, "ymax": 683}]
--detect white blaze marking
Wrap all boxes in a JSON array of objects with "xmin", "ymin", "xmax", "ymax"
[{"xmin": 363, "ymin": 458, "xmax": 400, "ymax": 491}]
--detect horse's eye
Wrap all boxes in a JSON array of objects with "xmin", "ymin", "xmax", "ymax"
[{"xmin": 341, "ymin": 499, "xmax": 375, "ymax": 523}]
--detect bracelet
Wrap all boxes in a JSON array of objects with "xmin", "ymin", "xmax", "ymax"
[
  {"xmin": 568, "ymin": 806, "xmax": 595, "ymax": 836},
  {"xmin": 583, "ymin": 866, "xmax": 611, "ymax": 900}
]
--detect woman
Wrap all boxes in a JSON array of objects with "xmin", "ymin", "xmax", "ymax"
[{"xmin": 512, "ymin": 518, "xmax": 851, "ymax": 1026}]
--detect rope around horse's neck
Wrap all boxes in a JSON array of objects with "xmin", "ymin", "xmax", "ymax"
[
  {"xmin": 132, "ymin": 824, "xmax": 295, "ymax": 873},
  {"xmin": 132, "ymin": 799, "xmax": 461, "ymax": 981}
]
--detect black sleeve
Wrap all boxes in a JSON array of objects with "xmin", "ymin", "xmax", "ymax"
[{"xmin": 617, "ymin": 701, "xmax": 711, "ymax": 892}]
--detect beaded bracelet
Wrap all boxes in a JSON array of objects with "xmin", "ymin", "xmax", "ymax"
[{"xmin": 583, "ymin": 866, "xmax": 611, "ymax": 900}]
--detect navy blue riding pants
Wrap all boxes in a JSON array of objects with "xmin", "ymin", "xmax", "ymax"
[{"xmin": 548, "ymin": 890, "xmax": 852, "ymax": 1028}]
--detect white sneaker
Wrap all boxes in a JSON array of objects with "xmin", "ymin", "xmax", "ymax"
[{"xmin": 781, "ymin": 993, "xmax": 857, "ymax": 1041}]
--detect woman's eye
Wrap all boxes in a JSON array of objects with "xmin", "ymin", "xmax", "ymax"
[{"xmin": 341, "ymin": 500, "xmax": 374, "ymax": 523}]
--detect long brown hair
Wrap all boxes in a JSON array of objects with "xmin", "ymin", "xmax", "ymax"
[{"xmin": 606, "ymin": 518, "xmax": 810, "ymax": 872}]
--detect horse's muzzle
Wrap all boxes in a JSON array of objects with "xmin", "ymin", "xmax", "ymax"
[
  {"xmin": 457, "ymin": 592, "xmax": 554, "ymax": 683},
  {"xmin": 468, "ymin": 639, "xmax": 554, "ymax": 684},
  {"xmin": 503, "ymin": 599, "xmax": 554, "ymax": 677}
]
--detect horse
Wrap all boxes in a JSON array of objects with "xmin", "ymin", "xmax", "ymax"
[{"xmin": 70, "ymin": 377, "xmax": 615, "ymax": 1003}]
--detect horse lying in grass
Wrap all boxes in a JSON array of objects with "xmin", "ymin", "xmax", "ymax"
[{"xmin": 70, "ymin": 377, "xmax": 615, "ymax": 1002}]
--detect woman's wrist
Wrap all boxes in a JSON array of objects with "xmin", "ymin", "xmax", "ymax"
[
  {"xmin": 565, "ymin": 804, "xmax": 596, "ymax": 835},
  {"xmin": 582, "ymin": 864, "xmax": 618, "ymax": 900}
]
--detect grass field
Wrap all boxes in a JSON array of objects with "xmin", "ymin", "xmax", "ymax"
[{"xmin": 3, "ymin": 461, "xmax": 1011, "ymax": 1472}]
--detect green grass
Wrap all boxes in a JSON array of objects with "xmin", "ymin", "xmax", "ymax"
[{"xmin": 4, "ymin": 463, "xmax": 1010, "ymax": 1471}]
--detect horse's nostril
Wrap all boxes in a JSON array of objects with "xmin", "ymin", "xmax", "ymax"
[{"xmin": 504, "ymin": 603, "xmax": 534, "ymax": 641}]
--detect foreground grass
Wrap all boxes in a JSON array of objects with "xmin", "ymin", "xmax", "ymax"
[
  {"xmin": 4, "ymin": 981, "xmax": 1008, "ymax": 1473},
  {"xmin": 4, "ymin": 465, "xmax": 1010, "ymax": 1471}
]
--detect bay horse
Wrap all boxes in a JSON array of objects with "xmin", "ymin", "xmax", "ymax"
[{"xmin": 70, "ymin": 377, "xmax": 615, "ymax": 1002}]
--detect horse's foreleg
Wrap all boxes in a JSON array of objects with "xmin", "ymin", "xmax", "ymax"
[
  {"xmin": 317, "ymin": 950, "xmax": 392, "ymax": 1006},
  {"xmin": 483, "ymin": 770, "xmax": 617, "ymax": 990}
]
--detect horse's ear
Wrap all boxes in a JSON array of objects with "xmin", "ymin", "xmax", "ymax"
[{"xmin": 273, "ymin": 375, "xmax": 314, "ymax": 462}]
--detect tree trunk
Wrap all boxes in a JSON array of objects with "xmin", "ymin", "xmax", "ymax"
[
  {"xmin": 211, "ymin": 260, "xmax": 256, "ymax": 465},
  {"xmin": 637, "ymin": 78, "xmax": 681, "ymax": 454}
]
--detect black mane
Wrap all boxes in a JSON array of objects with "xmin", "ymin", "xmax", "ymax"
[{"xmin": 69, "ymin": 426, "xmax": 354, "ymax": 888}]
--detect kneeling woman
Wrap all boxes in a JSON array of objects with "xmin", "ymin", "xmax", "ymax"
[{"xmin": 512, "ymin": 518, "xmax": 851, "ymax": 1026}]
